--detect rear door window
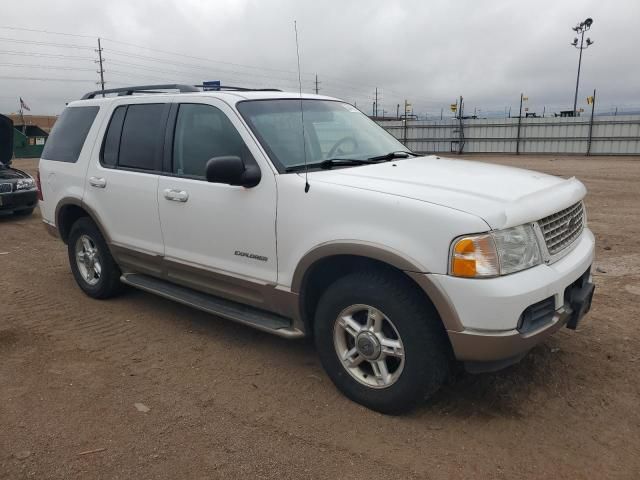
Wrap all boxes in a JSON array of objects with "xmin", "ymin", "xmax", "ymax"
[
  {"xmin": 118, "ymin": 104, "xmax": 167, "ymax": 171},
  {"xmin": 41, "ymin": 106, "xmax": 99, "ymax": 162}
]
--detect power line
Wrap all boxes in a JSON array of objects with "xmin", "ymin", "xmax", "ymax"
[
  {"xmin": 106, "ymin": 58, "xmax": 298, "ymax": 85},
  {"xmin": 0, "ymin": 75, "xmax": 95, "ymax": 83},
  {"xmin": 106, "ymin": 49, "xmax": 302, "ymax": 84},
  {"xmin": 0, "ymin": 49, "xmax": 94, "ymax": 61},
  {"xmin": 0, "ymin": 36, "xmax": 94, "ymax": 50},
  {"xmin": 0, "ymin": 27, "xmax": 413, "ymax": 105},
  {"xmin": 0, "ymin": 62, "xmax": 95, "ymax": 72},
  {"xmin": 101, "ymin": 38, "xmax": 310, "ymax": 77},
  {"xmin": 0, "ymin": 25, "xmax": 97, "ymax": 39}
]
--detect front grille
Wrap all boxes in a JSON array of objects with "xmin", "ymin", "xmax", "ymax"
[
  {"xmin": 538, "ymin": 202, "xmax": 584, "ymax": 256},
  {"xmin": 0, "ymin": 183, "xmax": 12, "ymax": 193}
]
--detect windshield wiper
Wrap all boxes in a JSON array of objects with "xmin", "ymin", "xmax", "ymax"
[
  {"xmin": 285, "ymin": 153, "xmax": 415, "ymax": 172},
  {"xmin": 367, "ymin": 151, "xmax": 419, "ymax": 161},
  {"xmin": 318, "ymin": 158, "xmax": 376, "ymax": 169},
  {"xmin": 285, "ymin": 158, "xmax": 375, "ymax": 172}
]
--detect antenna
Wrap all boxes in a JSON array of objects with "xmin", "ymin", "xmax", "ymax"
[{"xmin": 294, "ymin": 20, "xmax": 310, "ymax": 193}]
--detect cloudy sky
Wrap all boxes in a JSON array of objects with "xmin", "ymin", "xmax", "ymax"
[{"xmin": 1, "ymin": 0, "xmax": 638, "ymax": 117}]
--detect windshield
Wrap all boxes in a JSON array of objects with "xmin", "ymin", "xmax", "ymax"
[{"xmin": 237, "ymin": 99, "xmax": 408, "ymax": 171}]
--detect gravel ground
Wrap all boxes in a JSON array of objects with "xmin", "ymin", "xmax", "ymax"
[{"xmin": 1, "ymin": 155, "xmax": 639, "ymax": 479}]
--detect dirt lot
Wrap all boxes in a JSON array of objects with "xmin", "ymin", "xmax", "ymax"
[{"xmin": 1, "ymin": 155, "xmax": 639, "ymax": 479}]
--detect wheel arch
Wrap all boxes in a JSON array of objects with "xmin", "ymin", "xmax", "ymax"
[
  {"xmin": 291, "ymin": 242, "xmax": 462, "ymax": 336},
  {"xmin": 55, "ymin": 198, "xmax": 110, "ymax": 245}
]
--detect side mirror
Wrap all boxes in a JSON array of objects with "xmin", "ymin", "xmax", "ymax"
[{"xmin": 205, "ymin": 156, "xmax": 261, "ymax": 188}]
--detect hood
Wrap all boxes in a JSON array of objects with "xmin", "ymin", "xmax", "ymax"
[
  {"xmin": 0, "ymin": 166, "xmax": 29, "ymax": 181},
  {"xmin": 309, "ymin": 155, "xmax": 586, "ymax": 229}
]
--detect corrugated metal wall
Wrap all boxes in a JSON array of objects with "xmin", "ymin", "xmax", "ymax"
[{"xmin": 378, "ymin": 115, "xmax": 640, "ymax": 155}]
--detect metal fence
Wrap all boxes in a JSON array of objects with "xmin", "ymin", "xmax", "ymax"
[{"xmin": 378, "ymin": 115, "xmax": 640, "ymax": 155}]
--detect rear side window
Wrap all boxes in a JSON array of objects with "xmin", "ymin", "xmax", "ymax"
[
  {"xmin": 41, "ymin": 106, "xmax": 99, "ymax": 162},
  {"xmin": 118, "ymin": 104, "xmax": 166, "ymax": 170},
  {"xmin": 101, "ymin": 106, "xmax": 126, "ymax": 167}
]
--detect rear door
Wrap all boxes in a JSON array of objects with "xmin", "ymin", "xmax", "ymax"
[{"xmin": 84, "ymin": 101, "xmax": 170, "ymax": 274}]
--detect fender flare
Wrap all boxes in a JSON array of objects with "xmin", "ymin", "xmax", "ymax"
[
  {"xmin": 55, "ymin": 197, "xmax": 112, "ymax": 244},
  {"xmin": 290, "ymin": 240, "xmax": 463, "ymax": 332},
  {"xmin": 290, "ymin": 240, "xmax": 426, "ymax": 294}
]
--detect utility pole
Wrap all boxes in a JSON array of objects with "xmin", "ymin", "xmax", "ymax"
[
  {"xmin": 372, "ymin": 101, "xmax": 376, "ymax": 117},
  {"xmin": 96, "ymin": 37, "xmax": 106, "ymax": 97},
  {"xmin": 440, "ymin": 108, "xmax": 443, "ymax": 120},
  {"xmin": 570, "ymin": 18, "xmax": 594, "ymax": 116},
  {"xmin": 374, "ymin": 88, "xmax": 378, "ymax": 117},
  {"xmin": 587, "ymin": 89, "xmax": 597, "ymax": 155},
  {"xmin": 457, "ymin": 95, "xmax": 465, "ymax": 154},
  {"xmin": 403, "ymin": 99, "xmax": 409, "ymax": 145},
  {"xmin": 396, "ymin": 103, "xmax": 400, "ymax": 120},
  {"xmin": 314, "ymin": 74, "xmax": 320, "ymax": 94},
  {"xmin": 516, "ymin": 93, "xmax": 527, "ymax": 155}
]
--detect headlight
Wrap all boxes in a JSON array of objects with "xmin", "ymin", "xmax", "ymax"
[
  {"xmin": 15, "ymin": 178, "xmax": 35, "ymax": 191},
  {"xmin": 450, "ymin": 224, "xmax": 542, "ymax": 278}
]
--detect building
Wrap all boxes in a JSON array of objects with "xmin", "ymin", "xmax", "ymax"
[
  {"xmin": 12, "ymin": 125, "xmax": 49, "ymax": 158},
  {"xmin": 6, "ymin": 114, "xmax": 57, "ymax": 133}
]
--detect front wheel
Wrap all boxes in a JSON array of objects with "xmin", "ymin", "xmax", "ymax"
[{"xmin": 314, "ymin": 270, "xmax": 450, "ymax": 414}]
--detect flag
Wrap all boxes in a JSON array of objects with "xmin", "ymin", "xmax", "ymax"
[{"xmin": 20, "ymin": 97, "xmax": 31, "ymax": 112}]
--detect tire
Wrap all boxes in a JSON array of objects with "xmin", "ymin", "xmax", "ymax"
[
  {"xmin": 314, "ymin": 270, "xmax": 450, "ymax": 414},
  {"xmin": 67, "ymin": 217, "xmax": 122, "ymax": 299},
  {"xmin": 13, "ymin": 207, "xmax": 34, "ymax": 216}
]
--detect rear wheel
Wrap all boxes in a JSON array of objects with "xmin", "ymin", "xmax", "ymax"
[
  {"xmin": 314, "ymin": 270, "xmax": 450, "ymax": 414},
  {"xmin": 68, "ymin": 217, "xmax": 122, "ymax": 299}
]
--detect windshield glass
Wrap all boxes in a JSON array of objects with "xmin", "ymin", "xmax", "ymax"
[{"xmin": 237, "ymin": 99, "xmax": 408, "ymax": 171}]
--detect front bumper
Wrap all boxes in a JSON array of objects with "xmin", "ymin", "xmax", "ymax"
[
  {"xmin": 0, "ymin": 189, "xmax": 38, "ymax": 212},
  {"xmin": 424, "ymin": 228, "xmax": 595, "ymax": 366}
]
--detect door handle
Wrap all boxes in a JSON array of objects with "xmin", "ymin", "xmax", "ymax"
[
  {"xmin": 89, "ymin": 176, "xmax": 106, "ymax": 188},
  {"xmin": 163, "ymin": 188, "xmax": 189, "ymax": 202}
]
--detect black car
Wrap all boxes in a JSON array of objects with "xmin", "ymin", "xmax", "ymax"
[{"xmin": 0, "ymin": 114, "xmax": 37, "ymax": 216}]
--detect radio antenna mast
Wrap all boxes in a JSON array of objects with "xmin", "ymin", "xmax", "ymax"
[{"xmin": 294, "ymin": 20, "xmax": 310, "ymax": 193}]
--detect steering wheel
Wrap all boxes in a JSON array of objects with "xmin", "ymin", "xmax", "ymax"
[{"xmin": 327, "ymin": 136, "xmax": 359, "ymax": 158}]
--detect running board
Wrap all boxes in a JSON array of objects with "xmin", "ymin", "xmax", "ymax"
[{"xmin": 120, "ymin": 273, "xmax": 304, "ymax": 339}]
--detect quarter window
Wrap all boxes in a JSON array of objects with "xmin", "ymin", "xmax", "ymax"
[
  {"xmin": 41, "ymin": 106, "xmax": 99, "ymax": 163},
  {"xmin": 172, "ymin": 104, "xmax": 250, "ymax": 177}
]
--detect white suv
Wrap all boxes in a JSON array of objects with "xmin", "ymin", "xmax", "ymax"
[{"xmin": 38, "ymin": 84, "xmax": 595, "ymax": 414}]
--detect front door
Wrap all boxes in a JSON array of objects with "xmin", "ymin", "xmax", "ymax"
[{"xmin": 157, "ymin": 100, "xmax": 278, "ymax": 307}]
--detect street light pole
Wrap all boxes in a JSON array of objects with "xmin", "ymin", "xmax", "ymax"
[{"xmin": 570, "ymin": 18, "xmax": 594, "ymax": 116}]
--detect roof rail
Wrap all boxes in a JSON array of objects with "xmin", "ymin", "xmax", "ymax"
[
  {"xmin": 81, "ymin": 84, "xmax": 199, "ymax": 100},
  {"xmin": 193, "ymin": 85, "xmax": 282, "ymax": 92}
]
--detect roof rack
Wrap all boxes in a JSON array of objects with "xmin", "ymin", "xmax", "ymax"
[
  {"xmin": 81, "ymin": 84, "xmax": 282, "ymax": 100},
  {"xmin": 193, "ymin": 85, "xmax": 282, "ymax": 92},
  {"xmin": 81, "ymin": 84, "xmax": 199, "ymax": 100}
]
